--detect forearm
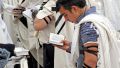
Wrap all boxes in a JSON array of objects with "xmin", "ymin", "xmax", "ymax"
[
  {"xmin": 34, "ymin": 18, "xmax": 47, "ymax": 31},
  {"xmin": 34, "ymin": 15, "xmax": 53, "ymax": 31},
  {"xmin": 83, "ymin": 42, "xmax": 98, "ymax": 68}
]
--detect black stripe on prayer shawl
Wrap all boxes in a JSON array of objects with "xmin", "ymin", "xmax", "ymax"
[
  {"xmin": 57, "ymin": 22, "xmax": 65, "ymax": 34},
  {"xmin": 20, "ymin": 16, "xmax": 28, "ymax": 28},
  {"xmin": 39, "ymin": 0, "xmax": 49, "ymax": 10},
  {"xmin": 21, "ymin": 0, "xmax": 25, "ymax": 4},
  {"xmin": 55, "ymin": 14, "xmax": 63, "ymax": 27}
]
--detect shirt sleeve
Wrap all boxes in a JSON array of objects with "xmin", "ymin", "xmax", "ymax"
[{"xmin": 80, "ymin": 22, "xmax": 99, "ymax": 44}]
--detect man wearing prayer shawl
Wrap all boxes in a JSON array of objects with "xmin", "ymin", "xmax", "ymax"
[
  {"xmin": 55, "ymin": 0, "xmax": 120, "ymax": 68},
  {"xmin": 34, "ymin": 0, "xmax": 75, "ymax": 68},
  {"xmin": 3, "ymin": 0, "xmax": 44, "ymax": 67}
]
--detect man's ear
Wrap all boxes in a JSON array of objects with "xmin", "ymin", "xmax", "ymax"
[{"xmin": 71, "ymin": 6, "xmax": 78, "ymax": 13}]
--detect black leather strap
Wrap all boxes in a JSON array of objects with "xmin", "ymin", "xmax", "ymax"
[
  {"xmin": 84, "ymin": 45, "xmax": 98, "ymax": 56},
  {"xmin": 43, "ymin": 17, "xmax": 49, "ymax": 24},
  {"xmin": 48, "ymin": 16, "xmax": 52, "ymax": 21}
]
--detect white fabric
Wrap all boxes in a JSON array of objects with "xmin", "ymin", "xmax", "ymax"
[
  {"xmin": 88, "ymin": 0, "xmax": 120, "ymax": 31},
  {"xmin": 0, "ymin": 14, "xmax": 12, "ymax": 44},
  {"xmin": 97, "ymin": 0, "xmax": 120, "ymax": 39},
  {"xmin": 0, "ymin": 0, "xmax": 3, "ymax": 13},
  {"xmin": 55, "ymin": 12, "xmax": 65, "ymax": 33},
  {"xmin": 100, "ymin": 0, "xmax": 120, "ymax": 31},
  {"xmin": 43, "ymin": 0, "xmax": 56, "ymax": 12},
  {"xmin": 2, "ymin": 0, "xmax": 19, "ymax": 44},
  {"xmin": 54, "ymin": 12, "xmax": 75, "ymax": 68},
  {"xmin": 20, "ymin": 0, "xmax": 44, "ymax": 66},
  {"xmin": 3, "ymin": 3, "xmax": 16, "ymax": 14},
  {"xmin": 71, "ymin": 14, "xmax": 120, "ymax": 68},
  {"xmin": 24, "ymin": 0, "xmax": 54, "ymax": 66},
  {"xmin": 26, "ymin": 14, "xmax": 43, "ymax": 66},
  {"xmin": 70, "ymin": 21, "xmax": 80, "ymax": 67},
  {"xmin": 0, "ymin": 0, "xmax": 13, "ymax": 44},
  {"xmin": 20, "ymin": 56, "xmax": 28, "ymax": 68},
  {"xmin": 36, "ymin": 0, "xmax": 56, "ymax": 19},
  {"xmin": 36, "ymin": 0, "xmax": 72, "ymax": 68},
  {"xmin": 20, "ymin": 0, "xmax": 43, "ymax": 9},
  {"xmin": 0, "ymin": 9, "xmax": 13, "ymax": 44},
  {"xmin": 3, "ymin": 0, "xmax": 44, "ymax": 66},
  {"xmin": 35, "ymin": 0, "xmax": 55, "ymax": 44},
  {"xmin": 36, "ymin": 0, "xmax": 75, "ymax": 67},
  {"xmin": 23, "ymin": 0, "xmax": 55, "ymax": 66}
]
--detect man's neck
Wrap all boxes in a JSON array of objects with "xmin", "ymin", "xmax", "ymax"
[
  {"xmin": 75, "ymin": 6, "xmax": 90, "ymax": 23},
  {"xmin": 79, "ymin": 6, "xmax": 90, "ymax": 16}
]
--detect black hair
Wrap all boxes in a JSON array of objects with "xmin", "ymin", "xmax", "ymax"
[{"xmin": 56, "ymin": 0, "xmax": 86, "ymax": 11}]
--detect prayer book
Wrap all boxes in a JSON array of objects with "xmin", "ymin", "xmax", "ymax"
[{"xmin": 49, "ymin": 33, "xmax": 64, "ymax": 46}]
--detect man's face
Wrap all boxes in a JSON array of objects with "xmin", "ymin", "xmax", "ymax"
[{"xmin": 59, "ymin": 6, "xmax": 77, "ymax": 23}]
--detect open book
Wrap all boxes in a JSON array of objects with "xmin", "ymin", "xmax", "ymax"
[{"xmin": 49, "ymin": 33, "xmax": 65, "ymax": 46}]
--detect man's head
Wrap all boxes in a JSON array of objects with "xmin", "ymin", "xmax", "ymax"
[{"xmin": 56, "ymin": 0, "xmax": 86, "ymax": 23}]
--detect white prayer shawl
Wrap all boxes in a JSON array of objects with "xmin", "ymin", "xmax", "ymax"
[
  {"xmin": 3, "ymin": 0, "xmax": 44, "ymax": 66},
  {"xmin": 71, "ymin": 14, "xmax": 120, "ymax": 68},
  {"xmin": 54, "ymin": 12, "xmax": 75, "ymax": 68},
  {"xmin": 0, "ymin": 0, "xmax": 13, "ymax": 44},
  {"xmin": 0, "ymin": 14, "xmax": 13, "ymax": 44}
]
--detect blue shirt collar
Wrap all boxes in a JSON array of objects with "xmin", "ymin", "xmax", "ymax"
[{"xmin": 76, "ymin": 6, "xmax": 96, "ymax": 23}]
